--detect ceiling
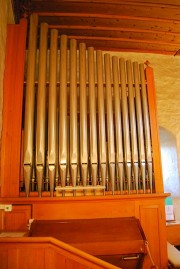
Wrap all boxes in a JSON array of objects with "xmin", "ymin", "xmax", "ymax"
[{"xmin": 14, "ymin": 0, "xmax": 180, "ymax": 55}]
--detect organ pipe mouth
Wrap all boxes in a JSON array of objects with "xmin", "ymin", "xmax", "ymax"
[{"xmin": 22, "ymin": 14, "xmax": 153, "ymax": 197}]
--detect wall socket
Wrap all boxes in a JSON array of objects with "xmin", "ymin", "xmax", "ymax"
[{"xmin": 0, "ymin": 204, "xmax": 12, "ymax": 212}]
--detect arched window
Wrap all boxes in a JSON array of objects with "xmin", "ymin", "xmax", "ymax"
[{"xmin": 160, "ymin": 127, "xmax": 180, "ymax": 196}]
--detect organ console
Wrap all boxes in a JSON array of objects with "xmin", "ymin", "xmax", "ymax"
[{"xmin": 0, "ymin": 13, "xmax": 168, "ymax": 268}]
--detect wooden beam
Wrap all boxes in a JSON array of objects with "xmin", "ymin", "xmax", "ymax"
[
  {"xmin": 0, "ymin": 19, "xmax": 27, "ymax": 197},
  {"xmin": 31, "ymin": 2, "xmax": 180, "ymax": 21},
  {"xmin": 145, "ymin": 65, "xmax": 164, "ymax": 193}
]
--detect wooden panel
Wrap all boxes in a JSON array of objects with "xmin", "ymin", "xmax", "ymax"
[
  {"xmin": 166, "ymin": 224, "xmax": 180, "ymax": 246},
  {"xmin": 46, "ymin": 248, "xmax": 90, "ymax": 269},
  {"xmin": 140, "ymin": 204, "xmax": 168, "ymax": 269},
  {"xmin": 50, "ymin": 241, "xmax": 119, "ymax": 269},
  {"xmin": 65, "ymin": 258, "xmax": 89, "ymax": 269},
  {"xmin": 39, "ymin": 15, "xmax": 180, "ymax": 33},
  {"xmin": 31, "ymin": 0, "xmax": 180, "ymax": 6},
  {"xmin": 0, "ymin": 249, "xmax": 8, "ymax": 269},
  {"xmin": 0, "ymin": 238, "xmax": 120, "ymax": 269},
  {"xmin": 32, "ymin": 200, "xmax": 135, "ymax": 220},
  {"xmin": 0, "ymin": 209, "xmax": 4, "ymax": 230},
  {"xmin": 0, "ymin": 0, "xmax": 14, "ymax": 160},
  {"xmin": 45, "ymin": 27, "xmax": 180, "ymax": 44},
  {"xmin": 3, "ymin": 205, "xmax": 31, "ymax": 231},
  {"xmin": 145, "ymin": 66, "xmax": 164, "ymax": 193},
  {"xmin": 45, "ymin": 247, "xmax": 57, "ymax": 269},
  {"xmin": 19, "ymin": 248, "xmax": 45, "ymax": 269},
  {"xmin": 0, "ymin": 19, "xmax": 27, "ymax": 197},
  {"xmin": 7, "ymin": 248, "xmax": 19, "ymax": 269},
  {"xmin": 32, "ymin": 2, "xmax": 180, "ymax": 21},
  {"xmin": 29, "ymin": 218, "xmax": 146, "ymax": 259},
  {"xmin": 0, "ymin": 195, "xmax": 168, "ymax": 268}
]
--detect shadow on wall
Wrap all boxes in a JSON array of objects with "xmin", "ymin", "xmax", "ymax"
[{"xmin": 159, "ymin": 127, "xmax": 180, "ymax": 197}]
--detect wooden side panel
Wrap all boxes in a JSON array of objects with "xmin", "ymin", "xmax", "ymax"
[
  {"xmin": 3, "ymin": 205, "xmax": 31, "ymax": 231},
  {"xmin": 65, "ymin": 258, "xmax": 89, "ymax": 269},
  {"xmin": 166, "ymin": 224, "xmax": 180, "ymax": 245},
  {"xmin": 0, "ymin": 249, "xmax": 8, "ymax": 269},
  {"xmin": 0, "ymin": 19, "xmax": 27, "ymax": 197},
  {"xmin": 7, "ymin": 248, "xmax": 19, "ymax": 269},
  {"xmin": 19, "ymin": 248, "xmax": 45, "ymax": 269},
  {"xmin": 145, "ymin": 66, "xmax": 164, "ymax": 193},
  {"xmin": 0, "ymin": 240, "xmax": 120, "ymax": 269},
  {"xmin": 45, "ymin": 247, "xmax": 56, "ymax": 269},
  {"xmin": 0, "ymin": 209, "xmax": 4, "ymax": 230},
  {"xmin": 47, "ymin": 249, "xmax": 89, "ymax": 269},
  {"xmin": 140, "ymin": 204, "xmax": 168, "ymax": 269}
]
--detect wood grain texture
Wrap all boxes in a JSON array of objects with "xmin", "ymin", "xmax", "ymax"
[
  {"xmin": 29, "ymin": 0, "xmax": 180, "ymax": 55},
  {"xmin": 0, "ymin": 195, "xmax": 169, "ymax": 268},
  {"xmin": 145, "ymin": 65, "xmax": 164, "ymax": 193},
  {"xmin": 3, "ymin": 205, "xmax": 31, "ymax": 231},
  {"xmin": 0, "ymin": 19, "xmax": 27, "ymax": 197},
  {"xmin": 0, "ymin": 237, "xmax": 120, "ymax": 269},
  {"xmin": 166, "ymin": 224, "xmax": 180, "ymax": 246}
]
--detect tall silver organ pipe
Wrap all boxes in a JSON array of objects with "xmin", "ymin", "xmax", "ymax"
[
  {"xmin": 22, "ymin": 18, "xmax": 154, "ymax": 197},
  {"xmin": 112, "ymin": 56, "xmax": 124, "ymax": 193},
  {"xmin": 48, "ymin": 29, "xmax": 58, "ymax": 197},
  {"xmin": 96, "ymin": 50, "xmax": 107, "ymax": 191},
  {"xmin": 70, "ymin": 39, "xmax": 78, "ymax": 195},
  {"xmin": 35, "ymin": 23, "xmax": 48, "ymax": 197},
  {"xmin": 126, "ymin": 60, "xmax": 138, "ymax": 193},
  {"xmin": 119, "ymin": 58, "xmax": 131, "ymax": 193},
  {"xmin": 59, "ymin": 35, "xmax": 68, "ymax": 196},
  {"xmin": 104, "ymin": 54, "xmax": 115, "ymax": 194},
  {"xmin": 79, "ymin": 43, "xmax": 88, "ymax": 191},
  {"xmin": 23, "ymin": 14, "xmax": 38, "ymax": 197},
  {"xmin": 88, "ymin": 47, "xmax": 98, "ymax": 191}
]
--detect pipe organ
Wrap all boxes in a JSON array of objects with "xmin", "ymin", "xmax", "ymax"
[
  {"xmin": 22, "ymin": 14, "xmax": 155, "ymax": 197},
  {"xmin": 0, "ymin": 13, "xmax": 168, "ymax": 269}
]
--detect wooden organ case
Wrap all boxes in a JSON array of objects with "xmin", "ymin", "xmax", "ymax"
[{"xmin": 0, "ymin": 14, "xmax": 168, "ymax": 268}]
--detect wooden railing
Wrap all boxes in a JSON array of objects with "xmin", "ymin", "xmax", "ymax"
[{"xmin": 0, "ymin": 237, "xmax": 120, "ymax": 269}]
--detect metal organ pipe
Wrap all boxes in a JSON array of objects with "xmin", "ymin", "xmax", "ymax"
[
  {"xmin": 23, "ymin": 14, "xmax": 38, "ymax": 197},
  {"xmin": 126, "ymin": 60, "xmax": 139, "ymax": 193},
  {"xmin": 70, "ymin": 39, "xmax": 78, "ymax": 195},
  {"xmin": 96, "ymin": 50, "xmax": 107, "ymax": 191},
  {"xmin": 112, "ymin": 56, "xmax": 124, "ymax": 192},
  {"xmin": 133, "ymin": 62, "xmax": 146, "ymax": 192},
  {"xmin": 104, "ymin": 54, "xmax": 115, "ymax": 194},
  {"xmin": 48, "ymin": 29, "xmax": 58, "ymax": 197},
  {"xmin": 59, "ymin": 35, "xmax": 68, "ymax": 196},
  {"xmin": 119, "ymin": 58, "xmax": 131, "ymax": 193},
  {"xmin": 79, "ymin": 43, "xmax": 88, "ymax": 192},
  {"xmin": 22, "ymin": 18, "xmax": 155, "ymax": 196},
  {"xmin": 88, "ymin": 47, "xmax": 98, "ymax": 191},
  {"xmin": 139, "ymin": 64, "xmax": 153, "ymax": 193},
  {"xmin": 35, "ymin": 23, "xmax": 48, "ymax": 197}
]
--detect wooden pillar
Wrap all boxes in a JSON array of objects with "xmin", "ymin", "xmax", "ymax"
[
  {"xmin": 0, "ymin": 19, "xmax": 27, "ymax": 197},
  {"xmin": 145, "ymin": 65, "xmax": 164, "ymax": 193}
]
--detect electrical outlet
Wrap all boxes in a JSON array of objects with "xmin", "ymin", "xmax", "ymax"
[{"xmin": 4, "ymin": 205, "xmax": 12, "ymax": 212}]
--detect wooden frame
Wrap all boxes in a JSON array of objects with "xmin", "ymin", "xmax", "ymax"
[
  {"xmin": 0, "ymin": 17, "xmax": 168, "ymax": 269},
  {"xmin": 0, "ymin": 19, "xmax": 27, "ymax": 197}
]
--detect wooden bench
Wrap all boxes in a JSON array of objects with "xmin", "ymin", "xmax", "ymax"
[
  {"xmin": 29, "ymin": 217, "xmax": 147, "ymax": 269},
  {"xmin": 167, "ymin": 242, "xmax": 180, "ymax": 269}
]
